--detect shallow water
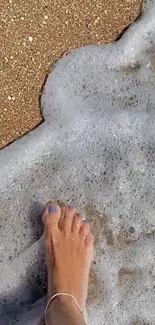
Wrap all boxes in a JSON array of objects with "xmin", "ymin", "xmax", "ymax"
[{"xmin": 0, "ymin": 1, "xmax": 155, "ymax": 324}]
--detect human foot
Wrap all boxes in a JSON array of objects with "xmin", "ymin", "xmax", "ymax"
[{"xmin": 42, "ymin": 203, "xmax": 94, "ymax": 315}]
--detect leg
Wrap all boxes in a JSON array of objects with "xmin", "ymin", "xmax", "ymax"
[{"xmin": 42, "ymin": 204, "xmax": 94, "ymax": 325}]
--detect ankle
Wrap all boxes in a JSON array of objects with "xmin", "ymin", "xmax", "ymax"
[
  {"xmin": 45, "ymin": 295, "xmax": 83, "ymax": 325},
  {"xmin": 47, "ymin": 294, "xmax": 82, "ymax": 313}
]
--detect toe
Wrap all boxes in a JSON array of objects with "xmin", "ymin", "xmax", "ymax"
[
  {"xmin": 42, "ymin": 203, "xmax": 61, "ymax": 235},
  {"xmin": 85, "ymin": 232, "xmax": 94, "ymax": 249},
  {"xmin": 80, "ymin": 220, "xmax": 90, "ymax": 242},
  {"xmin": 72, "ymin": 213, "xmax": 83, "ymax": 233},
  {"xmin": 63, "ymin": 205, "xmax": 76, "ymax": 234}
]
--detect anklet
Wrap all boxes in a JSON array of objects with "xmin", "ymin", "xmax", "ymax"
[{"xmin": 44, "ymin": 292, "xmax": 83, "ymax": 324}]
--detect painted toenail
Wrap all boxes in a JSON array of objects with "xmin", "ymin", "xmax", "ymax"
[
  {"xmin": 49, "ymin": 206, "xmax": 57, "ymax": 213},
  {"xmin": 76, "ymin": 213, "xmax": 81, "ymax": 217},
  {"xmin": 83, "ymin": 219, "xmax": 88, "ymax": 223},
  {"xmin": 68, "ymin": 205, "xmax": 74, "ymax": 209}
]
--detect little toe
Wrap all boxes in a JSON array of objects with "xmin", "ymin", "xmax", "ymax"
[
  {"xmin": 85, "ymin": 232, "xmax": 94, "ymax": 249},
  {"xmin": 42, "ymin": 203, "xmax": 61, "ymax": 235},
  {"xmin": 63, "ymin": 205, "xmax": 76, "ymax": 234},
  {"xmin": 72, "ymin": 213, "xmax": 83, "ymax": 233},
  {"xmin": 80, "ymin": 220, "xmax": 90, "ymax": 242}
]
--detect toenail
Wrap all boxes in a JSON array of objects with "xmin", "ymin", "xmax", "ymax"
[
  {"xmin": 68, "ymin": 205, "xmax": 74, "ymax": 209},
  {"xmin": 49, "ymin": 205, "xmax": 57, "ymax": 213},
  {"xmin": 76, "ymin": 213, "xmax": 81, "ymax": 217},
  {"xmin": 83, "ymin": 219, "xmax": 88, "ymax": 223}
]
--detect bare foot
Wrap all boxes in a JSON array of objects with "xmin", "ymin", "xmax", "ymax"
[{"xmin": 42, "ymin": 203, "xmax": 94, "ymax": 316}]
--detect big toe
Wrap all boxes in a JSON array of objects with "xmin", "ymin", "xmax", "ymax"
[{"xmin": 42, "ymin": 203, "xmax": 61, "ymax": 235}]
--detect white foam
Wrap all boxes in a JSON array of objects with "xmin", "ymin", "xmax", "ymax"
[{"xmin": 0, "ymin": 1, "xmax": 155, "ymax": 324}]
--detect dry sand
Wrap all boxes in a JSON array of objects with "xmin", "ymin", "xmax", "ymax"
[{"xmin": 0, "ymin": 0, "xmax": 142, "ymax": 149}]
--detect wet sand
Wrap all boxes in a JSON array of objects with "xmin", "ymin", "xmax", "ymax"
[{"xmin": 0, "ymin": 0, "xmax": 142, "ymax": 149}]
